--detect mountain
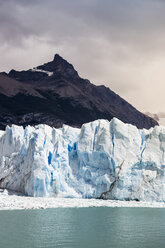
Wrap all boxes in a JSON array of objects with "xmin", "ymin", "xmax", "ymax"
[
  {"xmin": 0, "ymin": 54, "xmax": 158, "ymax": 130},
  {"xmin": 145, "ymin": 112, "xmax": 165, "ymax": 126},
  {"xmin": 145, "ymin": 112, "xmax": 159, "ymax": 121},
  {"xmin": 0, "ymin": 118, "xmax": 164, "ymax": 201}
]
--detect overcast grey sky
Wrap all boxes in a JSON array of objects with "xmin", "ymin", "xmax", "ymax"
[{"xmin": 0, "ymin": 0, "xmax": 165, "ymax": 113}]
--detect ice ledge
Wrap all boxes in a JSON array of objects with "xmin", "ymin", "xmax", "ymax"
[
  {"xmin": 1, "ymin": 193, "xmax": 165, "ymax": 210},
  {"xmin": 0, "ymin": 118, "xmax": 165, "ymax": 202}
]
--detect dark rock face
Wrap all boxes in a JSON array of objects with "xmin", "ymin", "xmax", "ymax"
[{"xmin": 0, "ymin": 54, "xmax": 158, "ymax": 130}]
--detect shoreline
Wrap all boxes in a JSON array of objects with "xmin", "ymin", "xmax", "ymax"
[{"xmin": 1, "ymin": 192, "xmax": 165, "ymax": 210}]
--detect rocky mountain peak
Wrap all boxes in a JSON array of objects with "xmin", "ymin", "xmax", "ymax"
[
  {"xmin": 0, "ymin": 54, "xmax": 158, "ymax": 130},
  {"xmin": 53, "ymin": 53, "xmax": 66, "ymax": 63},
  {"xmin": 37, "ymin": 54, "xmax": 79, "ymax": 79}
]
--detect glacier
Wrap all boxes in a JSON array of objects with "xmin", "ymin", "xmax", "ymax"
[{"xmin": 0, "ymin": 118, "xmax": 165, "ymax": 202}]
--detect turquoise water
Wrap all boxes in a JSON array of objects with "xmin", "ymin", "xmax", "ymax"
[{"xmin": 0, "ymin": 207, "xmax": 165, "ymax": 248}]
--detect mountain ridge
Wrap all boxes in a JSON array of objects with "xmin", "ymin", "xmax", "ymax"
[{"xmin": 0, "ymin": 54, "xmax": 158, "ymax": 130}]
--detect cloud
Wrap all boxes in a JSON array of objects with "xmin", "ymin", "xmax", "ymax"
[{"xmin": 0, "ymin": 0, "xmax": 165, "ymax": 112}]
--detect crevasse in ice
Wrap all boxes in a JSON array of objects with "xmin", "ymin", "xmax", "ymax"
[{"xmin": 0, "ymin": 118, "xmax": 165, "ymax": 202}]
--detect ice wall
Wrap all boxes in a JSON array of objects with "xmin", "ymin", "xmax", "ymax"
[{"xmin": 0, "ymin": 118, "xmax": 165, "ymax": 202}]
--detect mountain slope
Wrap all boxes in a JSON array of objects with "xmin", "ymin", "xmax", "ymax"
[{"xmin": 0, "ymin": 54, "xmax": 158, "ymax": 130}]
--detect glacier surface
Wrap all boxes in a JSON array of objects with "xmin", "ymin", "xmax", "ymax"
[{"xmin": 0, "ymin": 118, "xmax": 165, "ymax": 202}]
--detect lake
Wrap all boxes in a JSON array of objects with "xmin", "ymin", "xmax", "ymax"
[{"xmin": 0, "ymin": 207, "xmax": 165, "ymax": 248}]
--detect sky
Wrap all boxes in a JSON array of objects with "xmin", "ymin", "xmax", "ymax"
[{"xmin": 0, "ymin": 0, "xmax": 165, "ymax": 113}]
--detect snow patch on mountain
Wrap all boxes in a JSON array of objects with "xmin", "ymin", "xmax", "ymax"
[{"xmin": 31, "ymin": 68, "xmax": 54, "ymax": 76}]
